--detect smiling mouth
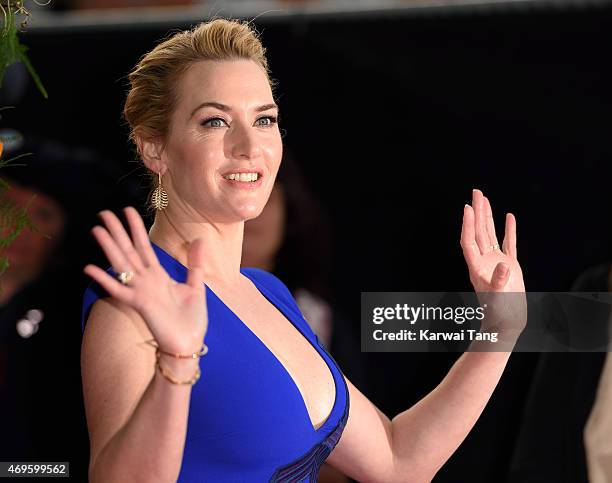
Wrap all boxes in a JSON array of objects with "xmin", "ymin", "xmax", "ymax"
[
  {"xmin": 220, "ymin": 170, "xmax": 264, "ymax": 189},
  {"xmin": 222, "ymin": 172, "xmax": 261, "ymax": 182}
]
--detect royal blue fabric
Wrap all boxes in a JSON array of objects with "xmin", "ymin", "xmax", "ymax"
[{"xmin": 81, "ymin": 242, "xmax": 350, "ymax": 482}]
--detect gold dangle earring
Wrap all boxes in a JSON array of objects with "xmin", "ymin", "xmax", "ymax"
[{"xmin": 151, "ymin": 171, "xmax": 169, "ymax": 211}]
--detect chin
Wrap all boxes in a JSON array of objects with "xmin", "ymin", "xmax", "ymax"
[{"xmin": 235, "ymin": 203, "xmax": 264, "ymax": 222}]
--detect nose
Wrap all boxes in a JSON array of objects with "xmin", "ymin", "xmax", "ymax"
[{"xmin": 227, "ymin": 121, "xmax": 262, "ymax": 160}]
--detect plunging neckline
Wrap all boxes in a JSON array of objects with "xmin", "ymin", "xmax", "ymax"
[{"xmin": 150, "ymin": 241, "xmax": 339, "ymax": 434}]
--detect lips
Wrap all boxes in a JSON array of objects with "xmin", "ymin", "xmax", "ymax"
[
  {"xmin": 220, "ymin": 167, "xmax": 264, "ymax": 178},
  {"xmin": 221, "ymin": 172, "xmax": 264, "ymax": 189}
]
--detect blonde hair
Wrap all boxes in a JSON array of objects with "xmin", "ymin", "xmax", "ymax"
[{"xmin": 122, "ymin": 18, "xmax": 272, "ymax": 159}]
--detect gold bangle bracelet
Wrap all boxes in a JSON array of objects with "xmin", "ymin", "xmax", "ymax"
[
  {"xmin": 155, "ymin": 358, "xmax": 201, "ymax": 386},
  {"xmin": 146, "ymin": 339, "xmax": 209, "ymax": 359}
]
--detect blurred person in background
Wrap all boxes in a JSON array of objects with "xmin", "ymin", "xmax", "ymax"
[
  {"xmin": 0, "ymin": 174, "xmax": 68, "ymax": 456},
  {"xmin": 242, "ymin": 148, "xmax": 333, "ymax": 349},
  {"xmin": 0, "ymin": 178, "xmax": 66, "ymax": 306},
  {"xmin": 582, "ymin": 262, "xmax": 612, "ymax": 483},
  {"xmin": 0, "ymin": 133, "xmax": 132, "ymax": 480},
  {"xmin": 510, "ymin": 262, "xmax": 611, "ymax": 483},
  {"xmin": 0, "ymin": 159, "xmax": 87, "ymax": 477}
]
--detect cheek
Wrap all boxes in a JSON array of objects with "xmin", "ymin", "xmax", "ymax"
[
  {"xmin": 17, "ymin": 230, "xmax": 48, "ymax": 257},
  {"xmin": 172, "ymin": 141, "xmax": 222, "ymax": 189},
  {"xmin": 263, "ymin": 135, "xmax": 283, "ymax": 170},
  {"xmin": 32, "ymin": 236, "xmax": 52, "ymax": 258}
]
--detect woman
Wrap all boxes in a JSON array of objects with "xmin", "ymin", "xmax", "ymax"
[{"xmin": 81, "ymin": 19, "xmax": 526, "ymax": 482}]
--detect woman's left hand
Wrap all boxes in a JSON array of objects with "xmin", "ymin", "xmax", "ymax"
[{"xmin": 460, "ymin": 189, "xmax": 527, "ymax": 340}]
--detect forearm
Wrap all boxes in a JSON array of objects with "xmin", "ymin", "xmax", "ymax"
[
  {"xmin": 390, "ymin": 349, "xmax": 512, "ymax": 482},
  {"xmin": 90, "ymin": 358, "xmax": 199, "ymax": 483}
]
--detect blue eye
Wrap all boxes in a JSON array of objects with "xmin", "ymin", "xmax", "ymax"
[
  {"xmin": 201, "ymin": 115, "xmax": 278, "ymax": 128},
  {"xmin": 201, "ymin": 117, "xmax": 227, "ymax": 128},
  {"xmin": 256, "ymin": 116, "xmax": 278, "ymax": 127}
]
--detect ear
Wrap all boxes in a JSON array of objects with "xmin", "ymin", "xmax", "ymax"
[{"xmin": 137, "ymin": 135, "xmax": 167, "ymax": 175}]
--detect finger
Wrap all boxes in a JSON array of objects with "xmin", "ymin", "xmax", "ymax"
[
  {"xmin": 99, "ymin": 210, "xmax": 145, "ymax": 271},
  {"xmin": 84, "ymin": 264, "xmax": 133, "ymax": 303},
  {"xmin": 124, "ymin": 206, "xmax": 158, "ymax": 267},
  {"xmin": 483, "ymin": 196, "xmax": 499, "ymax": 248},
  {"xmin": 502, "ymin": 213, "xmax": 517, "ymax": 258},
  {"xmin": 186, "ymin": 238, "xmax": 206, "ymax": 288},
  {"xmin": 472, "ymin": 189, "xmax": 488, "ymax": 254},
  {"xmin": 91, "ymin": 225, "xmax": 133, "ymax": 274},
  {"xmin": 491, "ymin": 262, "xmax": 510, "ymax": 291},
  {"xmin": 460, "ymin": 204, "xmax": 480, "ymax": 268}
]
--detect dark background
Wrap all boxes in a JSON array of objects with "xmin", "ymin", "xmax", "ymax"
[{"xmin": 4, "ymin": 1, "xmax": 611, "ymax": 481}]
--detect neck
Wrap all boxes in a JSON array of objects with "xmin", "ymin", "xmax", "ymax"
[{"xmin": 148, "ymin": 207, "xmax": 245, "ymax": 285}]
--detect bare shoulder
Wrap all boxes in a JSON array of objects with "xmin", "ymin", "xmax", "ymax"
[
  {"xmin": 326, "ymin": 374, "xmax": 396, "ymax": 483},
  {"xmin": 82, "ymin": 297, "xmax": 153, "ymax": 356},
  {"xmin": 81, "ymin": 298, "xmax": 156, "ymax": 469}
]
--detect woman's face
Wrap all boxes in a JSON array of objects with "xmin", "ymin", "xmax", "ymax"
[
  {"xmin": 2, "ymin": 182, "xmax": 65, "ymax": 277},
  {"xmin": 159, "ymin": 59, "xmax": 282, "ymax": 223}
]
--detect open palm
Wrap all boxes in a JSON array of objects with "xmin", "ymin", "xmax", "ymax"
[
  {"xmin": 461, "ymin": 189, "xmax": 527, "ymax": 337},
  {"xmin": 84, "ymin": 207, "xmax": 208, "ymax": 354}
]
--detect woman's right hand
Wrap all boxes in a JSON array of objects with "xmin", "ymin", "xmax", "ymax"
[{"xmin": 84, "ymin": 207, "xmax": 208, "ymax": 354}]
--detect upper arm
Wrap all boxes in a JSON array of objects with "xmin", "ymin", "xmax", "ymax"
[
  {"xmin": 80, "ymin": 297, "xmax": 156, "ymax": 473},
  {"xmin": 326, "ymin": 374, "xmax": 397, "ymax": 483}
]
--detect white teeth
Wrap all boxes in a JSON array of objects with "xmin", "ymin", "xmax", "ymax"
[{"xmin": 224, "ymin": 172, "xmax": 259, "ymax": 182}]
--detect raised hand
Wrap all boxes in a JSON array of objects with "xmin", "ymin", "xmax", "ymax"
[
  {"xmin": 460, "ymin": 189, "xmax": 527, "ymax": 339},
  {"xmin": 84, "ymin": 207, "xmax": 208, "ymax": 354}
]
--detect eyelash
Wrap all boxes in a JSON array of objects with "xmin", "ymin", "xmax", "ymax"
[{"xmin": 201, "ymin": 115, "xmax": 278, "ymax": 128}]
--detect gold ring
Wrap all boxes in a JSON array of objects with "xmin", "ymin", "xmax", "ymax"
[
  {"xmin": 116, "ymin": 271, "xmax": 134, "ymax": 285},
  {"xmin": 490, "ymin": 244, "xmax": 499, "ymax": 251}
]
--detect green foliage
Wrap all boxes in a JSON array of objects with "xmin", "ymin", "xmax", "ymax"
[
  {"xmin": 0, "ymin": 1, "xmax": 48, "ymax": 98},
  {"xmin": 0, "ymin": 255, "xmax": 8, "ymax": 277},
  {"xmin": 0, "ymin": 187, "xmax": 35, "ymax": 277},
  {"xmin": 0, "ymin": 192, "xmax": 34, "ymax": 248},
  {"xmin": 0, "ymin": 119, "xmax": 32, "ymax": 277},
  {"xmin": 0, "ymin": 151, "xmax": 30, "ymax": 169},
  {"xmin": 0, "ymin": 1, "xmax": 49, "ymax": 280}
]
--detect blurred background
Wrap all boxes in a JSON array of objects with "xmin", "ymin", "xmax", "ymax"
[{"xmin": 1, "ymin": 0, "xmax": 611, "ymax": 481}]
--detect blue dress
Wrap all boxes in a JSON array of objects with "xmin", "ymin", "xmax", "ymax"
[{"xmin": 81, "ymin": 242, "xmax": 350, "ymax": 482}]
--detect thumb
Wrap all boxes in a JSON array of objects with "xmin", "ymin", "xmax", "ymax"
[
  {"xmin": 491, "ymin": 262, "xmax": 510, "ymax": 291},
  {"xmin": 186, "ymin": 238, "xmax": 206, "ymax": 288}
]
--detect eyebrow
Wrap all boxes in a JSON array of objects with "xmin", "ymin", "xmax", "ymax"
[{"xmin": 189, "ymin": 101, "xmax": 278, "ymax": 119}]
